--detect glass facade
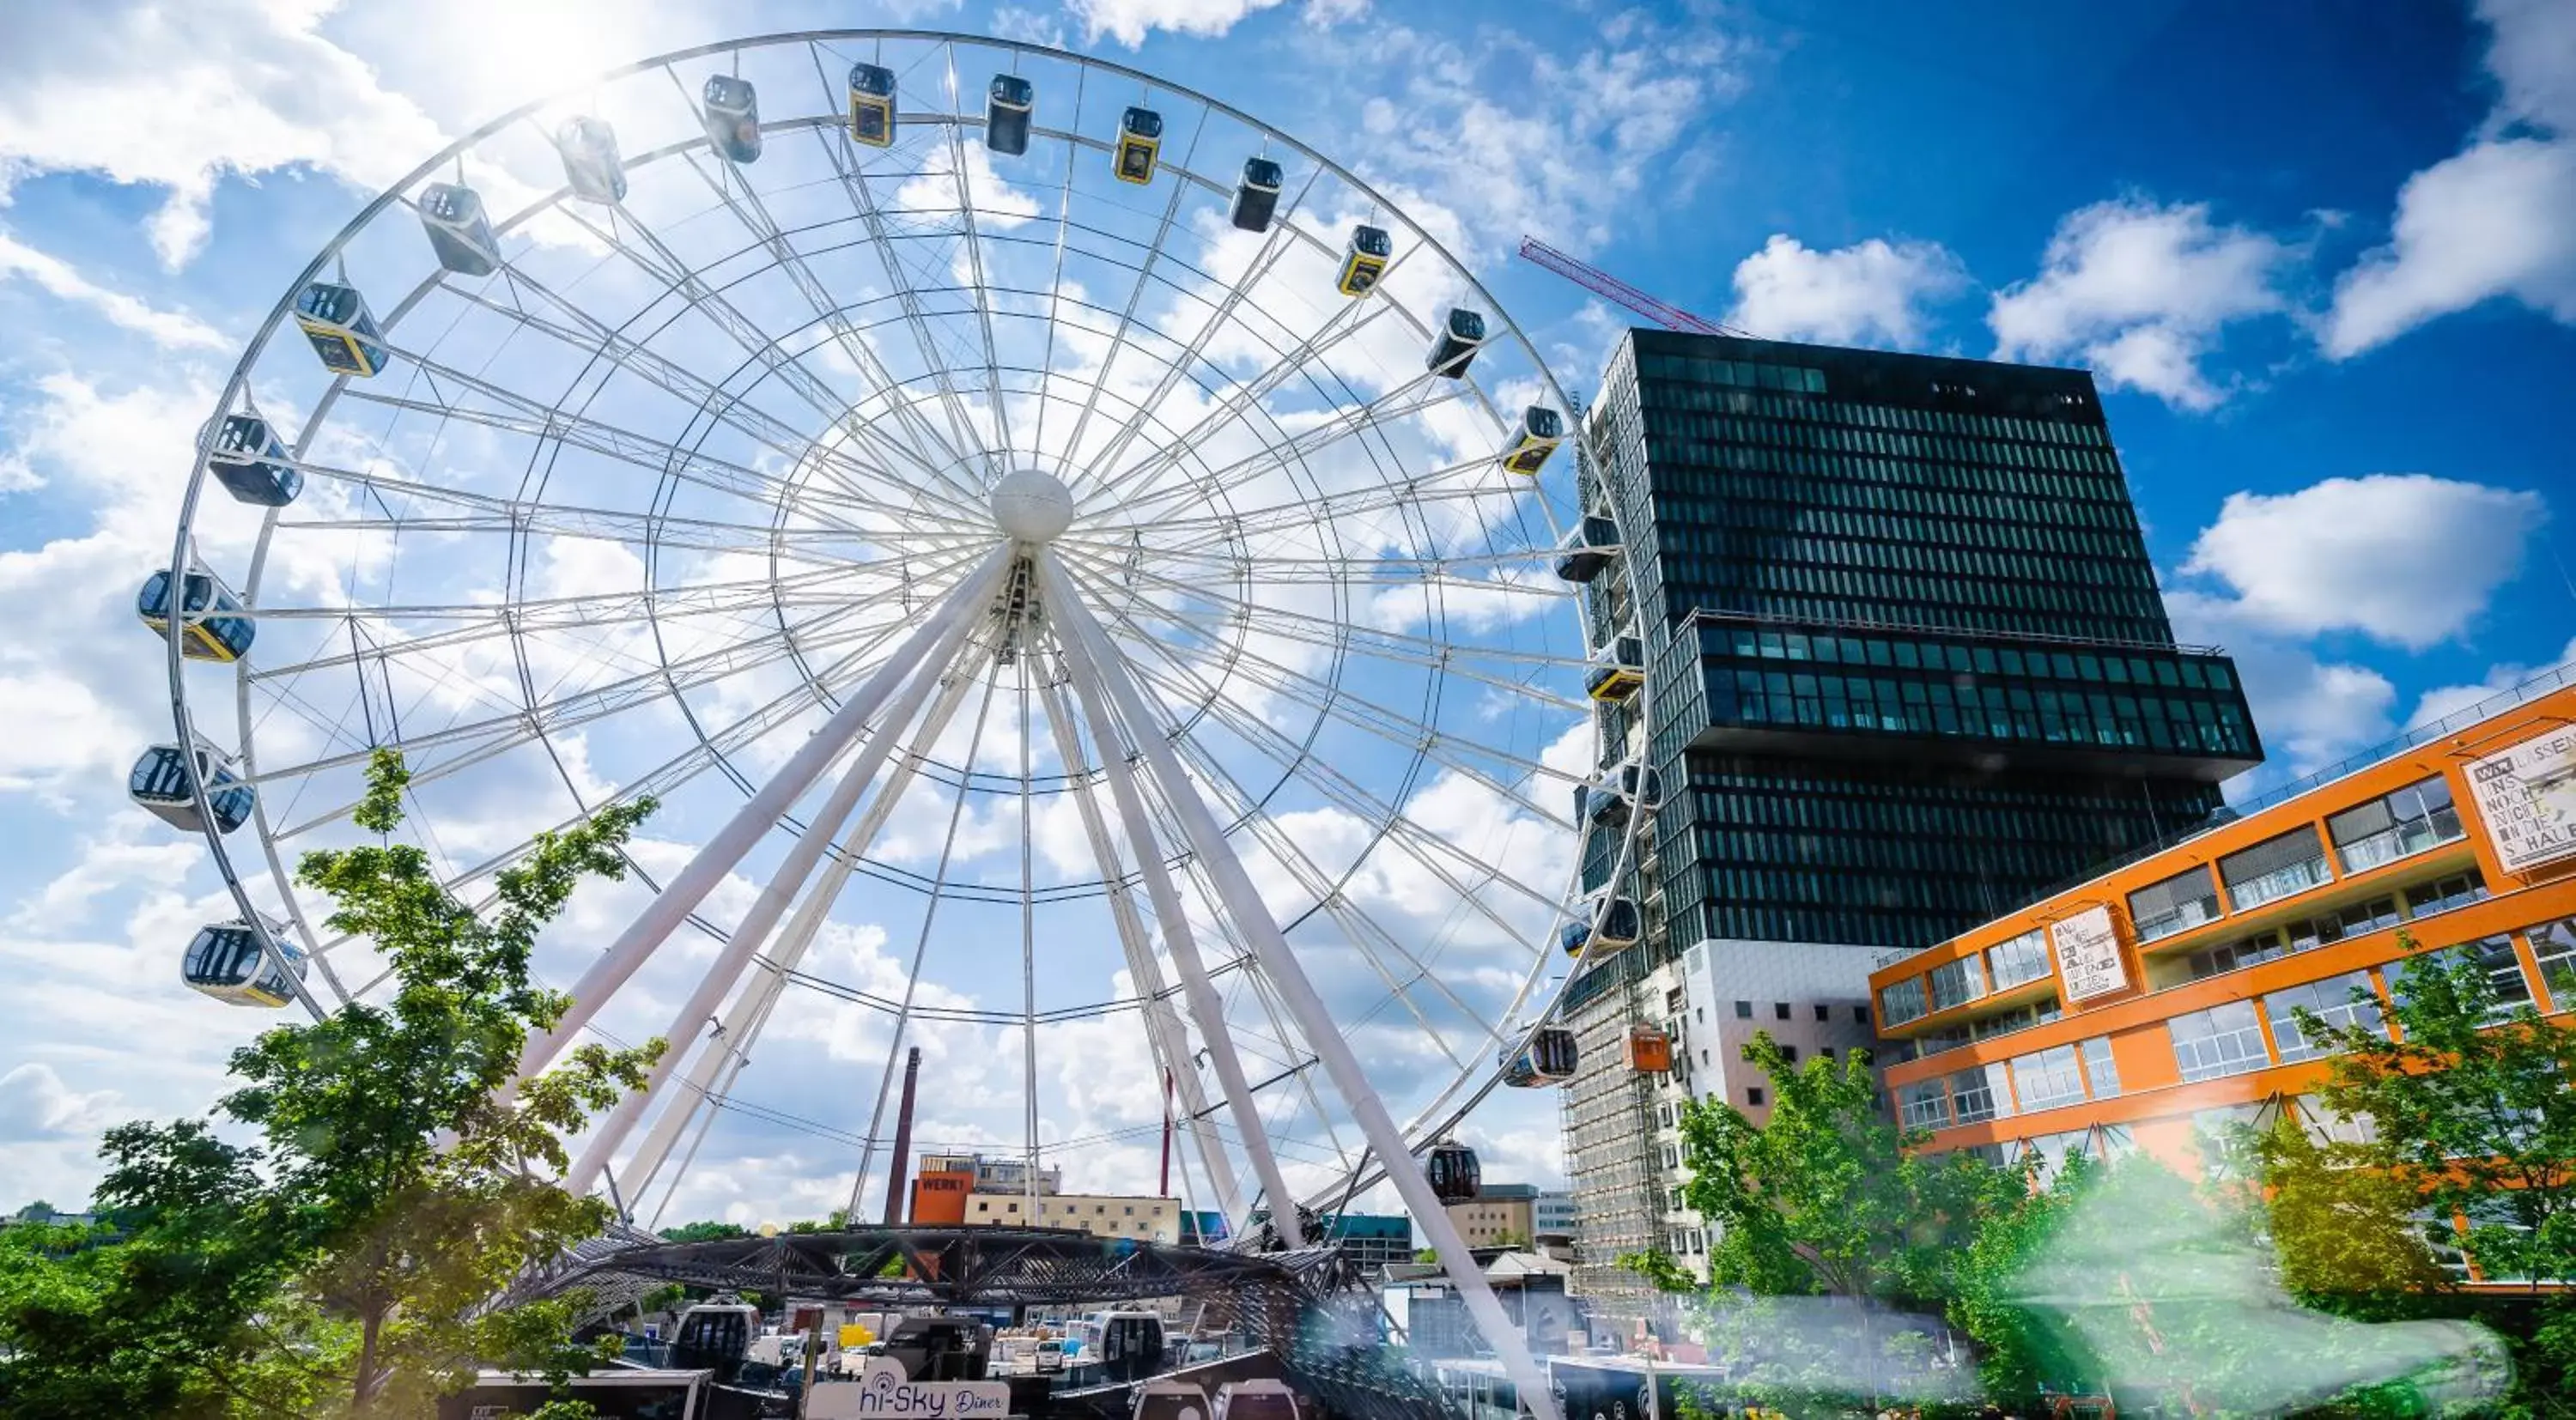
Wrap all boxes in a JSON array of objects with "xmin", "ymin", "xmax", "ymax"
[{"xmin": 1593, "ymin": 331, "xmax": 2259, "ymax": 956}]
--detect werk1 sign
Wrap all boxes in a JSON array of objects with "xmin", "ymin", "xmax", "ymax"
[
  {"xmin": 807, "ymin": 1360, "xmax": 1012, "ymax": 1419},
  {"xmin": 2467, "ymin": 723, "xmax": 2576, "ymax": 875},
  {"xmin": 2050, "ymin": 903, "xmax": 2129, "ymax": 1003}
]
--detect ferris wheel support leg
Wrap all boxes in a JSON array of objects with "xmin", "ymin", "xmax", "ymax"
[
  {"xmin": 619, "ymin": 667, "xmax": 984, "ymax": 1210},
  {"xmin": 563, "ymin": 614, "xmax": 969, "ymax": 1197},
  {"xmin": 1040, "ymin": 556, "xmax": 1563, "ymax": 1420},
  {"xmin": 1036, "ymin": 676, "xmax": 1244, "ymax": 1229},
  {"xmin": 1048, "ymin": 582, "xmax": 1305, "ymax": 1252},
  {"xmin": 515, "ymin": 546, "xmax": 1011, "ymax": 1086}
]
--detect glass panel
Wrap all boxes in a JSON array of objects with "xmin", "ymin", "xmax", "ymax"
[
  {"xmin": 1879, "ymin": 975, "xmax": 1927, "ymax": 1026},
  {"xmin": 2219, "ymin": 826, "xmax": 2332, "ymax": 910},
  {"xmin": 2169, "ymin": 999, "xmax": 2269, "ymax": 1082},
  {"xmin": 2390, "ymin": 937, "xmax": 2533, "ymax": 1023},
  {"xmin": 2129, "ymin": 866, "xmax": 2223, "ymax": 944},
  {"xmin": 2265, "ymin": 971, "xmax": 2385, "ymax": 1065},
  {"xmin": 2531, "ymin": 917, "xmax": 2576, "ymax": 1011},
  {"xmin": 1898, "ymin": 1080, "xmax": 1949, "ymax": 1132},
  {"xmin": 2010, "ymin": 1044, "xmax": 2087, "ymax": 1112},
  {"xmin": 2330, "ymin": 774, "xmax": 2466, "ymax": 873},
  {"xmin": 1927, "ymin": 957, "xmax": 1986, "ymax": 1012},
  {"xmin": 2077, "ymin": 1037, "xmax": 2121, "ymax": 1098},
  {"xmin": 1985, "ymin": 928, "xmax": 2051, "ymax": 989},
  {"xmin": 1947, "ymin": 1066, "xmax": 2004, "ymax": 1125}
]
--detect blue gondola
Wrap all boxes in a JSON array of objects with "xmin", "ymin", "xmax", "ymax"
[
  {"xmin": 1577, "ymin": 780, "xmax": 1627, "ymax": 829},
  {"xmin": 130, "ymin": 742, "xmax": 255, "ymax": 834},
  {"xmin": 1230, "ymin": 156, "xmax": 1283, "ymax": 232},
  {"xmin": 1425, "ymin": 1141, "xmax": 1480, "ymax": 1204},
  {"xmin": 1500, "ymin": 405, "xmax": 1564, "ymax": 476},
  {"xmin": 1553, "ymin": 514, "xmax": 1619, "ymax": 583},
  {"xmin": 986, "ymin": 73, "xmax": 1031, "ymax": 155},
  {"xmin": 1586, "ymin": 634, "xmax": 1643, "ymax": 703},
  {"xmin": 1558, "ymin": 895, "xmax": 1641, "ymax": 958},
  {"xmin": 849, "ymin": 63, "xmax": 897, "ymax": 149},
  {"xmin": 1335, "ymin": 224, "xmax": 1391, "ymax": 297},
  {"xmin": 293, "ymin": 282, "xmax": 387, "ymax": 379},
  {"xmin": 702, "ymin": 75, "xmax": 761, "ymax": 163},
  {"xmin": 555, "ymin": 115, "xmax": 626, "ymax": 203},
  {"xmin": 1115, "ymin": 106, "xmax": 1163, "ymax": 184},
  {"xmin": 137, "ymin": 568, "xmax": 255, "ymax": 663},
  {"xmin": 417, "ymin": 181, "xmax": 498, "ymax": 276},
  {"xmin": 183, "ymin": 919, "xmax": 306, "ymax": 1008},
  {"xmin": 1425, "ymin": 307, "xmax": 1485, "ymax": 378},
  {"xmin": 206, "ymin": 415, "xmax": 300, "ymax": 507},
  {"xmin": 1500, "ymin": 1026, "xmax": 1579, "ymax": 1087}
]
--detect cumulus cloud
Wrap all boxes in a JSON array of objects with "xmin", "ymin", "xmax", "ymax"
[
  {"xmin": 2407, "ymin": 634, "xmax": 2576, "ymax": 729},
  {"xmin": 2167, "ymin": 590, "xmax": 2398, "ymax": 776},
  {"xmin": 0, "ymin": 230, "xmax": 229, "ymax": 350},
  {"xmin": 1727, "ymin": 234, "xmax": 1968, "ymax": 349},
  {"xmin": 2323, "ymin": 0, "xmax": 2576, "ymax": 355},
  {"xmin": 0, "ymin": 1064, "xmax": 122, "ymax": 1143},
  {"xmin": 1070, "ymin": 0, "xmax": 1365, "ymax": 46},
  {"xmin": 1989, "ymin": 198, "xmax": 2297, "ymax": 410},
  {"xmin": 2178, "ymin": 475, "xmax": 2547, "ymax": 649}
]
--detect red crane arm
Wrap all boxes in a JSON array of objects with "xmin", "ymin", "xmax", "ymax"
[{"xmin": 1516, "ymin": 235, "xmax": 1750, "ymax": 338}]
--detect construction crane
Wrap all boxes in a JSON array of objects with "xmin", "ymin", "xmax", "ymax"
[{"xmin": 1516, "ymin": 235, "xmax": 1753, "ymax": 338}]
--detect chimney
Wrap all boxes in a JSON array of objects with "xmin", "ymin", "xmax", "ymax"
[{"xmin": 884, "ymin": 1047, "xmax": 922, "ymax": 1224}]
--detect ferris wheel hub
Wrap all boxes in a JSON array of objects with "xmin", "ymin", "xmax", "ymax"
[{"xmin": 988, "ymin": 468, "xmax": 1075, "ymax": 544}]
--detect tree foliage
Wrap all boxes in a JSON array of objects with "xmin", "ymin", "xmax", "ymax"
[{"xmin": 0, "ymin": 749, "xmax": 660, "ymax": 1418}]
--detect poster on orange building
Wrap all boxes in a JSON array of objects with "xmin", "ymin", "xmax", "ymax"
[
  {"xmin": 2468, "ymin": 723, "xmax": 2576, "ymax": 874},
  {"xmin": 2049, "ymin": 903, "xmax": 2128, "ymax": 1002}
]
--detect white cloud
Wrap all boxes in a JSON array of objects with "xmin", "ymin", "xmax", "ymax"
[
  {"xmin": 2407, "ymin": 634, "xmax": 2576, "ymax": 729},
  {"xmin": 1069, "ymin": 0, "xmax": 1362, "ymax": 46},
  {"xmin": 2323, "ymin": 138, "xmax": 2576, "ymax": 357},
  {"xmin": 1989, "ymin": 198, "xmax": 2296, "ymax": 410},
  {"xmin": 1726, "ymin": 234, "xmax": 1967, "ymax": 349},
  {"xmin": 2322, "ymin": 0, "xmax": 2576, "ymax": 355},
  {"xmin": 0, "ymin": 0, "xmax": 450, "ymax": 267},
  {"xmin": 0, "ymin": 1063, "xmax": 121, "ymax": 1143},
  {"xmin": 2179, "ymin": 475, "xmax": 2547, "ymax": 649},
  {"xmin": 0, "ymin": 229, "xmax": 228, "ymax": 350}
]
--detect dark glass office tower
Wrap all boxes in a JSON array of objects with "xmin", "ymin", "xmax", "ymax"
[
  {"xmin": 1582, "ymin": 330, "xmax": 2262, "ymax": 951},
  {"xmin": 1558, "ymin": 331, "xmax": 2263, "ymax": 1311}
]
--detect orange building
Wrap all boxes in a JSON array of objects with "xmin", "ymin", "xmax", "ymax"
[
  {"xmin": 908, "ymin": 1168, "xmax": 975, "ymax": 1225},
  {"xmin": 1867, "ymin": 671, "xmax": 2576, "ymax": 1286}
]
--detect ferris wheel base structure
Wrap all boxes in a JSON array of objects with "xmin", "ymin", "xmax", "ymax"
[{"xmin": 143, "ymin": 32, "xmax": 1680, "ymax": 1420}]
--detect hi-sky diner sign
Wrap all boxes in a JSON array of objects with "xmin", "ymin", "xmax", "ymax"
[{"xmin": 807, "ymin": 1359, "xmax": 1012, "ymax": 1418}]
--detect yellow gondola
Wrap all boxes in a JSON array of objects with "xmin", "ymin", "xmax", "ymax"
[
  {"xmin": 1499, "ymin": 405, "xmax": 1564, "ymax": 476},
  {"xmin": 1115, "ymin": 106, "xmax": 1163, "ymax": 184},
  {"xmin": 1586, "ymin": 634, "xmax": 1643, "ymax": 702},
  {"xmin": 294, "ymin": 282, "xmax": 388, "ymax": 379},
  {"xmin": 849, "ymin": 63, "xmax": 896, "ymax": 149},
  {"xmin": 137, "ymin": 568, "xmax": 256, "ymax": 662},
  {"xmin": 1335, "ymin": 224, "xmax": 1391, "ymax": 297}
]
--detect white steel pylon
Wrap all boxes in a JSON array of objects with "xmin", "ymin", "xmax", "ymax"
[{"xmin": 1041, "ymin": 553, "xmax": 1564, "ymax": 1420}]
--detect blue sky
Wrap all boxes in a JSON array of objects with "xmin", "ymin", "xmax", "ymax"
[{"xmin": 0, "ymin": 0, "xmax": 2569, "ymax": 1217}]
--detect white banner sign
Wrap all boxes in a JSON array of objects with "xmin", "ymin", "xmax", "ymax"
[
  {"xmin": 2050, "ymin": 903, "xmax": 2129, "ymax": 1003},
  {"xmin": 807, "ymin": 1359, "xmax": 1012, "ymax": 1419},
  {"xmin": 2467, "ymin": 725, "xmax": 2576, "ymax": 875}
]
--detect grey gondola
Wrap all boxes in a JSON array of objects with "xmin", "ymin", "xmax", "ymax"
[
  {"xmin": 417, "ymin": 182, "xmax": 498, "ymax": 276},
  {"xmin": 986, "ymin": 74, "xmax": 1032, "ymax": 155},
  {"xmin": 1230, "ymin": 156, "xmax": 1283, "ymax": 231},
  {"xmin": 130, "ymin": 741, "xmax": 255, "ymax": 834},
  {"xmin": 1425, "ymin": 307, "xmax": 1486, "ymax": 377},
  {"xmin": 207, "ymin": 414, "xmax": 301, "ymax": 507},
  {"xmin": 1425, "ymin": 1141, "xmax": 1480, "ymax": 1204},
  {"xmin": 555, "ymin": 116, "xmax": 626, "ymax": 203},
  {"xmin": 702, "ymin": 75, "xmax": 761, "ymax": 163},
  {"xmin": 183, "ymin": 919, "xmax": 306, "ymax": 1008},
  {"xmin": 1553, "ymin": 513, "xmax": 1619, "ymax": 582}
]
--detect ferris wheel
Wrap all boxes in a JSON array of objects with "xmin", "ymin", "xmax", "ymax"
[{"xmin": 142, "ymin": 29, "xmax": 1649, "ymax": 1402}]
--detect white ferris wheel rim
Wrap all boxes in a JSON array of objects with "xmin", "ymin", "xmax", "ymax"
[{"xmin": 157, "ymin": 28, "xmax": 1649, "ymax": 1250}]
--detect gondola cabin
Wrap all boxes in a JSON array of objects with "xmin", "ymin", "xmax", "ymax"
[
  {"xmin": 1425, "ymin": 1141, "xmax": 1480, "ymax": 1204},
  {"xmin": 1586, "ymin": 635, "xmax": 1644, "ymax": 703},
  {"xmin": 670, "ymin": 1298, "xmax": 760, "ymax": 1374},
  {"xmin": 985, "ymin": 73, "xmax": 1031, "ymax": 155},
  {"xmin": 554, "ymin": 115, "xmax": 626, "ymax": 203},
  {"xmin": 1618, "ymin": 761, "xmax": 1663, "ymax": 807},
  {"xmin": 1500, "ymin": 1025, "xmax": 1579, "ymax": 1086},
  {"xmin": 702, "ymin": 75, "xmax": 761, "ymax": 163},
  {"xmin": 1231, "ymin": 155, "xmax": 1283, "ymax": 231},
  {"xmin": 1213, "ymin": 1381, "xmax": 1302, "ymax": 1420},
  {"xmin": 417, "ymin": 182, "xmax": 498, "ymax": 276},
  {"xmin": 848, "ymin": 63, "xmax": 897, "ymax": 149},
  {"xmin": 1560, "ymin": 895, "xmax": 1641, "ymax": 958},
  {"xmin": 1335, "ymin": 224, "xmax": 1391, "ymax": 297},
  {"xmin": 1115, "ymin": 106, "xmax": 1163, "ymax": 184},
  {"xmin": 1578, "ymin": 780, "xmax": 1628, "ymax": 830},
  {"xmin": 137, "ymin": 568, "xmax": 256, "ymax": 662},
  {"xmin": 1627, "ymin": 1025, "xmax": 1674, "ymax": 1074},
  {"xmin": 183, "ymin": 919, "xmax": 306, "ymax": 1008},
  {"xmin": 293, "ymin": 282, "xmax": 387, "ymax": 379},
  {"xmin": 1133, "ymin": 1379, "xmax": 1214, "ymax": 1420},
  {"xmin": 1499, "ymin": 405, "xmax": 1564, "ymax": 476},
  {"xmin": 130, "ymin": 742, "xmax": 255, "ymax": 834},
  {"xmin": 1553, "ymin": 514, "xmax": 1619, "ymax": 583},
  {"xmin": 207, "ymin": 414, "xmax": 301, "ymax": 507},
  {"xmin": 1425, "ymin": 307, "xmax": 1486, "ymax": 378},
  {"xmin": 1088, "ymin": 1310, "xmax": 1165, "ymax": 1384}
]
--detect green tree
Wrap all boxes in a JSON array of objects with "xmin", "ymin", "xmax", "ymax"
[
  {"xmin": 0, "ymin": 749, "xmax": 661, "ymax": 1418},
  {"xmin": 659, "ymin": 1221, "xmax": 755, "ymax": 1244},
  {"xmin": 2251, "ymin": 1114, "xmax": 2452, "ymax": 1312},
  {"xmin": 2297, "ymin": 931, "xmax": 2576, "ymax": 1412}
]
